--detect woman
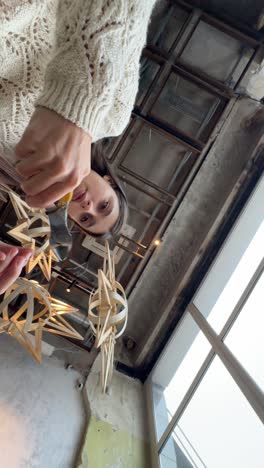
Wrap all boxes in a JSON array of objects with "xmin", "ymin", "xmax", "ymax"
[
  {"xmin": 0, "ymin": 0, "xmax": 156, "ymax": 292},
  {"xmin": 0, "ymin": 140, "xmax": 128, "ymax": 293},
  {"xmin": 69, "ymin": 141, "xmax": 128, "ymax": 239}
]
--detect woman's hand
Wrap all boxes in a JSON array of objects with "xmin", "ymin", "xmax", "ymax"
[
  {"xmin": 15, "ymin": 107, "xmax": 92, "ymax": 208},
  {"xmin": 0, "ymin": 243, "xmax": 33, "ymax": 294}
]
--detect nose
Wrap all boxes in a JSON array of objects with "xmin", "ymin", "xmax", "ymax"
[
  {"xmin": 81, "ymin": 199, "xmax": 90, "ymax": 210},
  {"xmin": 81, "ymin": 200, "xmax": 92, "ymax": 212}
]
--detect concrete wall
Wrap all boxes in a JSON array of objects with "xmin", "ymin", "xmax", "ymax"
[
  {"xmin": 122, "ymin": 93, "xmax": 264, "ymax": 371},
  {"xmin": 247, "ymin": 59, "xmax": 264, "ymax": 100},
  {"xmin": 78, "ymin": 357, "xmax": 150, "ymax": 468},
  {"xmin": 0, "ymin": 334, "xmax": 86, "ymax": 468}
]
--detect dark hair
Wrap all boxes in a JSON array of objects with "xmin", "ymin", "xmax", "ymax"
[{"xmin": 74, "ymin": 139, "xmax": 128, "ymax": 241}]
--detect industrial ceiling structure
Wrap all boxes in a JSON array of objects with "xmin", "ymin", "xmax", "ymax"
[{"xmin": 0, "ymin": 0, "xmax": 263, "ymax": 375}]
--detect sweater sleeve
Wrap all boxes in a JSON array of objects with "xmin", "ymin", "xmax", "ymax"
[{"xmin": 37, "ymin": 0, "xmax": 155, "ymax": 142}]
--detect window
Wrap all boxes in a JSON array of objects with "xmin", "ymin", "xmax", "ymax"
[
  {"xmin": 147, "ymin": 176, "xmax": 264, "ymax": 467},
  {"xmin": 160, "ymin": 357, "xmax": 264, "ymax": 468},
  {"xmin": 152, "ymin": 313, "xmax": 211, "ymax": 440},
  {"xmin": 119, "ymin": 120, "xmax": 196, "ymax": 194},
  {"xmin": 225, "ymin": 271, "xmax": 264, "ymax": 391},
  {"xmin": 106, "ymin": 3, "xmax": 258, "ymax": 291},
  {"xmin": 150, "ymin": 73, "xmax": 222, "ymax": 142},
  {"xmin": 147, "ymin": 4, "xmax": 190, "ymax": 53},
  {"xmin": 193, "ymin": 175, "xmax": 264, "ymax": 333},
  {"xmin": 180, "ymin": 21, "xmax": 254, "ymax": 85}
]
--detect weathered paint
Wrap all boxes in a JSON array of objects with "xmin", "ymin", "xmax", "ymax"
[
  {"xmin": 0, "ymin": 334, "xmax": 86, "ymax": 468},
  {"xmin": 78, "ymin": 415, "xmax": 150, "ymax": 468},
  {"xmin": 76, "ymin": 357, "xmax": 151, "ymax": 468}
]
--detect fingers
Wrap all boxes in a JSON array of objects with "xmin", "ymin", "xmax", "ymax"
[
  {"xmin": 15, "ymin": 111, "xmax": 40, "ymax": 159},
  {"xmin": 0, "ymin": 254, "xmax": 30, "ymax": 295},
  {"xmin": 15, "ymin": 131, "xmax": 36, "ymax": 159},
  {"xmin": 17, "ymin": 247, "xmax": 34, "ymax": 257},
  {"xmin": 26, "ymin": 176, "xmax": 80, "ymax": 208},
  {"xmin": 0, "ymin": 242, "xmax": 18, "ymax": 257},
  {"xmin": 21, "ymin": 167, "xmax": 59, "ymax": 196},
  {"xmin": 0, "ymin": 252, "xmax": 6, "ymax": 261},
  {"xmin": 16, "ymin": 155, "xmax": 43, "ymax": 179},
  {"xmin": 0, "ymin": 244, "xmax": 32, "ymax": 277},
  {"xmin": 0, "ymin": 243, "xmax": 18, "ymax": 273},
  {"xmin": 15, "ymin": 107, "xmax": 92, "ymax": 207}
]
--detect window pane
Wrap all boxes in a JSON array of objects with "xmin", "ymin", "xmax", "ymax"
[
  {"xmin": 225, "ymin": 271, "xmax": 264, "ymax": 391},
  {"xmin": 121, "ymin": 121, "xmax": 195, "ymax": 193},
  {"xmin": 160, "ymin": 429, "xmax": 203, "ymax": 468},
  {"xmin": 181, "ymin": 21, "xmax": 254, "ymax": 85},
  {"xmin": 152, "ymin": 312, "xmax": 211, "ymax": 440},
  {"xmin": 193, "ymin": 177, "xmax": 264, "ymax": 332},
  {"xmin": 151, "ymin": 73, "xmax": 221, "ymax": 141},
  {"xmin": 136, "ymin": 58, "xmax": 160, "ymax": 106},
  {"xmin": 148, "ymin": 3, "xmax": 189, "ymax": 52},
  {"xmin": 160, "ymin": 357, "xmax": 264, "ymax": 468}
]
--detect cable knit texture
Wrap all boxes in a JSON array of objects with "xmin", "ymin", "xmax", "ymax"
[{"xmin": 0, "ymin": 0, "xmax": 155, "ymax": 167}]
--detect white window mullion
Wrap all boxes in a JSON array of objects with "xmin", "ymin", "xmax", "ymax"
[
  {"xmin": 144, "ymin": 379, "xmax": 161, "ymax": 468},
  {"xmin": 219, "ymin": 258, "xmax": 264, "ymax": 341},
  {"xmin": 188, "ymin": 302, "xmax": 264, "ymax": 424},
  {"xmin": 157, "ymin": 348, "xmax": 215, "ymax": 453}
]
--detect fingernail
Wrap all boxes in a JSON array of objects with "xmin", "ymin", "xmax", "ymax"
[
  {"xmin": 24, "ymin": 254, "xmax": 32, "ymax": 265},
  {"xmin": 21, "ymin": 248, "xmax": 33, "ymax": 256},
  {"xmin": 0, "ymin": 252, "xmax": 6, "ymax": 261},
  {"xmin": 10, "ymin": 247, "xmax": 18, "ymax": 256},
  {"xmin": 16, "ymin": 256, "xmax": 29, "ymax": 268}
]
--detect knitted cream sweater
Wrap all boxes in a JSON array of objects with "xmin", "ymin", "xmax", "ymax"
[{"xmin": 0, "ymin": 0, "xmax": 155, "ymax": 167}]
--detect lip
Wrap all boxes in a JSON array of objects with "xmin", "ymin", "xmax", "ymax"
[{"xmin": 72, "ymin": 190, "xmax": 86, "ymax": 202}]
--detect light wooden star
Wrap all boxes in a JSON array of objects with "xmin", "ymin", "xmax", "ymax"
[
  {"xmin": 88, "ymin": 242, "xmax": 128, "ymax": 393},
  {"xmin": 0, "ymin": 278, "xmax": 52, "ymax": 363},
  {"xmin": 26, "ymin": 247, "xmax": 58, "ymax": 281},
  {"xmin": 0, "ymin": 182, "xmax": 45, "ymax": 220},
  {"xmin": 0, "ymin": 278, "xmax": 83, "ymax": 363},
  {"xmin": 1, "ymin": 182, "xmax": 57, "ymax": 280},
  {"xmin": 8, "ymin": 212, "xmax": 57, "ymax": 281},
  {"xmin": 43, "ymin": 297, "xmax": 83, "ymax": 340}
]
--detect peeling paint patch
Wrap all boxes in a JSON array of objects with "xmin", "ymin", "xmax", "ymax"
[{"xmin": 77, "ymin": 416, "xmax": 150, "ymax": 468}]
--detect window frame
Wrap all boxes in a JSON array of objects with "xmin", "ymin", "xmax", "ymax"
[{"xmin": 145, "ymin": 176, "xmax": 264, "ymax": 467}]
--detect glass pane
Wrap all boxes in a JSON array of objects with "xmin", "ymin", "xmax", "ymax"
[
  {"xmin": 148, "ymin": 3, "xmax": 189, "ymax": 52},
  {"xmin": 181, "ymin": 21, "xmax": 254, "ymax": 84},
  {"xmin": 121, "ymin": 180, "xmax": 168, "ymax": 249},
  {"xmin": 194, "ymin": 177, "xmax": 264, "ymax": 333},
  {"xmin": 160, "ymin": 357, "xmax": 264, "ymax": 468},
  {"xmin": 160, "ymin": 430, "xmax": 202, "ymax": 468},
  {"xmin": 225, "ymin": 271, "xmax": 264, "ymax": 391},
  {"xmin": 136, "ymin": 58, "xmax": 160, "ymax": 106},
  {"xmin": 98, "ymin": 135, "xmax": 123, "ymax": 161},
  {"xmin": 152, "ymin": 312, "xmax": 211, "ymax": 440},
  {"xmin": 121, "ymin": 121, "xmax": 195, "ymax": 193},
  {"xmin": 151, "ymin": 73, "xmax": 221, "ymax": 141}
]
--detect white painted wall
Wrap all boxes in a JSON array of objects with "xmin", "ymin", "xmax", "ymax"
[{"xmin": 0, "ymin": 334, "xmax": 86, "ymax": 468}]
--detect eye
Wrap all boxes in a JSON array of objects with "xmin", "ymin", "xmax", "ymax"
[
  {"xmin": 79, "ymin": 213, "xmax": 91, "ymax": 224},
  {"xmin": 99, "ymin": 201, "xmax": 109, "ymax": 212}
]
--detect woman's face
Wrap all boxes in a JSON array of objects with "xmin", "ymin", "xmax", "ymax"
[{"xmin": 68, "ymin": 170, "xmax": 119, "ymax": 235}]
